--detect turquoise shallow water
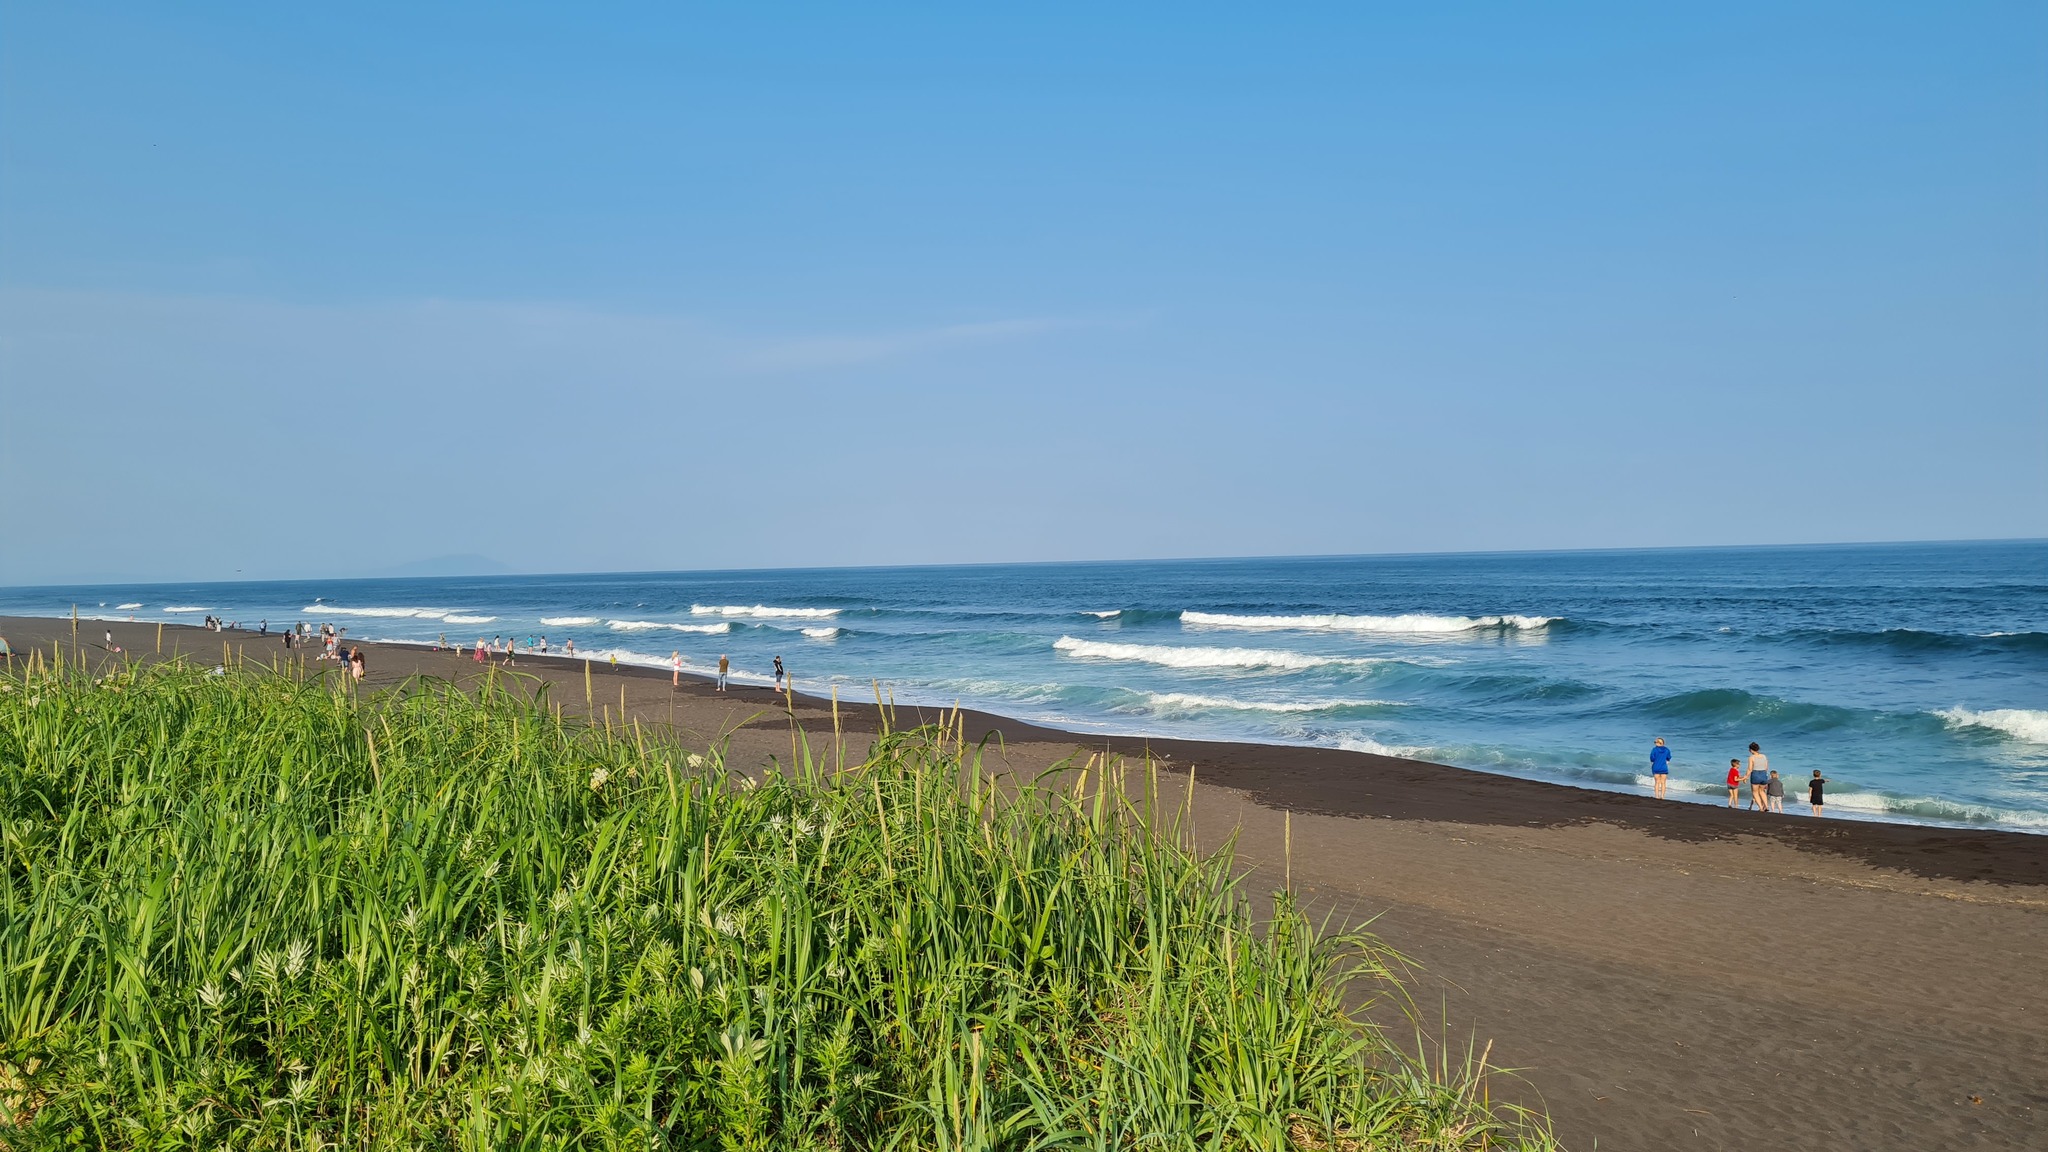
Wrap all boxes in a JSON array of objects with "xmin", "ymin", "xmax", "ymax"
[{"xmin": 8, "ymin": 541, "xmax": 2044, "ymax": 832}]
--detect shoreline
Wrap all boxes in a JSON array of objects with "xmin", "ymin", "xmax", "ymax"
[
  {"xmin": 8, "ymin": 616, "xmax": 2047, "ymax": 1149},
  {"xmin": 10, "ymin": 614, "xmax": 2043, "ymax": 874}
]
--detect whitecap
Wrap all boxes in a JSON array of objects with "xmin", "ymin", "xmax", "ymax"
[
  {"xmin": 301, "ymin": 605, "xmax": 461, "ymax": 620},
  {"xmin": 540, "ymin": 616, "xmax": 600, "ymax": 627},
  {"xmin": 1087, "ymin": 610, "xmax": 1121, "ymax": 619},
  {"xmin": 116, "ymin": 602, "xmax": 143, "ymax": 610},
  {"xmin": 608, "ymin": 619, "xmax": 732, "ymax": 634},
  {"xmin": 163, "ymin": 606, "xmax": 210, "ymax": 613},
  {"xmin": 1052, "ymin": 636, "xmax": 1383, "ymax": 671},
  {"xmin": 1937, "ymin": 707, "xmax": 2048, "ymax": 746},
  {"xmin": 690, "ymin": 604, "xmax": 841, "ymax": 619},
  {"xmin": 801, "ymin": 626, "xmax": 841, "ymax": 640},
  {"xmin": 1182, "ymin": 610, "xmax": 1555, "ymax": 634},
  {"xmin": 442, "ymin": 614, "xmax": 497, "ymax": 625},
  {"xmin": 1135, "ymin": 692, "xmax": 1404, "ymax": 714}
]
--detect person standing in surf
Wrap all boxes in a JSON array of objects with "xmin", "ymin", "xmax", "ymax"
[
  {"xmin": 1808, "ymin": 770, "xmax": 1829, "ymax": 817},
  {"xmin": 1726, "ymin": 759, "xmax": 1743, "ymax": 807},
  {"xmin": 717, "ymin": 654, "xmax": 729, "ymax": 691},
  {"xmin": 672, "ymin": 650, "xmax": 682, "ymax": 688},
  {"xmin": 1747, "ymin": 743, "xmax": 1770, "ymax": 812},
  {"xmin": 1649, "ymin": 738, "xmax": 1672, "ymax": 799},
  {"xmin": 1767, "ymin": 769, "xmax": 1785, "ymax": 813}
]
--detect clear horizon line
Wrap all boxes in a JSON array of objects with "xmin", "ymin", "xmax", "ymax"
[{"xmin": 2, "ymin": 535, "xmax": 2042, "ymax": 592}]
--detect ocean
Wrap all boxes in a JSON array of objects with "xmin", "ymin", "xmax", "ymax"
[{"xmin": 7, "ymin": 541, "xmax": 2044, "ymax": 833}]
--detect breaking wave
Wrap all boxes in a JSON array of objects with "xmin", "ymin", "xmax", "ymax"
[
  {"xmin": 442, "ymin": 615, "xmax": 497, "ymax": 625},
  {"xmin": 300, "ymin": 604, "xmax": 472, "ymax": 620},
  {"xmin": 1182, "ymin": 610, "xmax": 1556, "ymax": 634},
  {"xmin": 1937, "ymin": 707, "xmax": 2048, "ymax": 746},
  {"xmin": 1132, "ymin": 692, "xmax": 1405, "ymax": 715},
  {"xmin": 607, "ymin": 619, "xmax": 732, "ymax": 634},
  {"xmin": 115, "ymin": 602, "xmax": 142, "ymax": 610},
  {"xmin": 690, "ymin": 604, "xmax": 841, "ymax": 619},
  {"xmin": 539, "ymin": 616, "xmax": 599, "ymax": 627},
  {"xmin": 1052, "ymin": 636, "xmax": 1385, "ymax": 672},
  {"xmin": 801, "ymin": 626, "xmax": 841, "ymax": 640},
  {"xmin": 163, "ymin": 606, "xmax": 210, "ymax": 613}
]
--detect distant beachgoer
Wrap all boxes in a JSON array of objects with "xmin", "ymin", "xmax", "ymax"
[
  {"xmin": 565, "ymin": 638, "xmax": 575, "ymax": 657},
  {"xmin": 281, "ymin": 630, "xmax": 291, "ymax": 650},
  {"xmin": 1725, "ymin": 760, "xmax": 1742, "ymax": 807},
  {"xmin": 1767, "ymin": 769, "xmax": 1784, "ymax": 813},
  {"xmin": 0, "ymin": 635, "xmax": 12, "ymax": 660},
  {"xmin": 104, "ymin": 629, "xmax": 114, "ymax": 648},
  {"xmin": 717, "ymin": 654, "xmax": 729, "ymax": 691},
  {"xmin": 1747, "ymin": 743, "xmax": 1770, "ymax": 812},
  {"xmin": 474, "ymin": 638, "xmax": 486, "ymax": 664},
  {"xmin": 1649, "ymin": 738, "xmax": 1671, "ymax": 799},
  {"xmin": 1808, "ymin": 771, "xmax": 1829, "ymax": 817},
  {"xmin": 540, "ymin": 635, "xmax": 548, "ymax": 654},
  {"xmin": 672, "ymin": 651, "xmax": 682, "ymax": 687},
  {"xmin": 773, "ymin": 656, "xmax": 785, "ymax": 691},
  {"xmin": 351, "ymin": 648, "xmax": 366, "ymax": 682},
  {"xmin": 259, "ymin": 620, "xmax": 268, "ymax": 635}
]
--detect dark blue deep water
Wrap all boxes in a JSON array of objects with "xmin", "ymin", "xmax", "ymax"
[{"xmin": 7, "ymin": 541, "xmax": 2044, "ymax": 831}]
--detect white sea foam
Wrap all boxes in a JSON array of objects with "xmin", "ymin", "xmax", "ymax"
[
  {"xmin": 163, "ymin": 606, "xmax": 210, "ymax": 613},
  {"xmin": 116, "ymin": 602, "xmax": 143, "ymax": 610},
  {"xmin": 1818, "ymin": 787, "xmax": 2048, "ymax": 830},
  {"xmin": 607, "ymin": 619, "xmax": 732, "ymax": 634},
  {"xmin": 690, "ymin": 604, "xmax": 841, "ymax": 619},
  {"xmin": 301, "ymin": 604, "xmax": 467, "ymax": 620},
  {"xmin": 1087, "ymin": 610, "xmax": 1121, "ymax": 618},
  {"xmin": 1336, "ymin": 735, "xmax": 1427, "ymax": 758},
  {"xmin": 442, "ymin": 614, "xmax": 497, "ymax": 625},
  {"xmin": 1182, "ymin": 610, "xmax": 1555, "ymax": 634},
  {"xmin": 801, "ymin": 626, "xmax": 841, "ymax": 639},
  {"xmin": 1052, "ymin": 636, "xmax": 1382, "ymax": 671},
  {"xmin": 1937, "ymin": 707, "xmax": 2048, "ymax": 746},
  {"xmin": 1138, "ymin": 692, "xmax": 1404, "ymax": 714}
]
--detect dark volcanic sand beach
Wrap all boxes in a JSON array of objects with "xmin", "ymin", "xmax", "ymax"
[{"xmin": 9, "ymin": 617, "xmax": 2046, "ymax": 1149}]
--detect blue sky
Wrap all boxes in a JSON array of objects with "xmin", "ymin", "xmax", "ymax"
[{"xmin": 2, "ymin": 2, "xmax": 2042, "ymax": 584}]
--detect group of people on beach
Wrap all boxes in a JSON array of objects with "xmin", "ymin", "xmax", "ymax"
[{"xmin": 1650, "ymin": 737, "xmax": 1830, "ymax": 816}]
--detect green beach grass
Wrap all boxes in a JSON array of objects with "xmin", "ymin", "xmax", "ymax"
[{"xmin": 0, "ymin": 652, "xmax": 1553, "ymax": 1149}]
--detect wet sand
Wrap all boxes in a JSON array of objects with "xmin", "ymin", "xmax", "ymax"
[{"xmin": 9, "ymin": 617, "xmax": 2045, "ymax": 1149}]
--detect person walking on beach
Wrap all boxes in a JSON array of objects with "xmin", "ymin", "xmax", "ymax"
[
  {"xmin": 1648, "ymin": 738, "xmax": 1672, "ymax": 799},
  {"xmin": 1748, "ymin": 743, "xmax": 1771, "ymax": 812},
  {"xmin": 1725, "ymin": 759, "xmax": 1743, "ymax": 807},
  {"xmin": 1808, "ymin": 770, "xmax": 1829, "ymax": 817},
  {"xmin": 1767, "ymin": 769, "xmax": 1785, "ymax": 813},
  {"xmin": 717, "ymin": 654, "xmax": 729, "ymax": 691},
  {"xmin": 474, "ymin": 638, "xmax": 486, "ymax": 664},
  {"xmin": 672, "ymin": 651, "xmax": 682, "ymax": 687}
]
